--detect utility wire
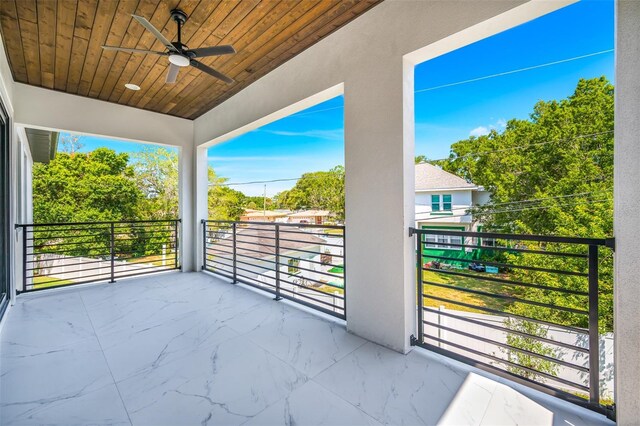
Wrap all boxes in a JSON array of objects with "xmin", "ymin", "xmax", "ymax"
[
  {"xmin": 414, "ymin": 49, "xmax": 614, "ymax": 93},
  {"xmin": 415, "ymin": 190, "xmax": 612, "ymax": 208},
  {"xmin": 417, "ymin": 197, "xmax": 612, "ymax": 221},
  {"xmin": 273, "ymin": 50, "xmax": 616, "ymax": 120},
  {"xmin": 290, "ymin": 105, "xmax": 344, "ymax": 118}
]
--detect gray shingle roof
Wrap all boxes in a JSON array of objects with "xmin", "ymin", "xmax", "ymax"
[{"xmin": 415, "ymin": 163, "xmax": 477, "ymax": 191}]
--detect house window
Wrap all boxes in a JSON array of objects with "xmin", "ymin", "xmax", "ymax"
[
  {"xmin": 442, "ymin": 194, "xmax": 452, "ymax": 211},
  {"xmin": 431, "ymin": 194, "xmax": 452, "ymax": 212},
  {"xmin": 481, "ymin": 237, "xmax": 497, "ymax": 247},
  {"xmin": 431, "ymin": 195, "xmax": 440, "ymax": 211},
  {"xmin": 423, "ymin": 231, "xmax": 463, "ymax": 250}
]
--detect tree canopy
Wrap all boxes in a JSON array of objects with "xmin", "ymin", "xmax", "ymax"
[
  {"xmin": 436, "ymin": 77, "xmax": 613, "ymax": 239},
  {"xmin": 132, "ymin": 147, "xmax": 179, "ymax": 220},
  {"xmin": 429, "ymin": 77, "xmax": 614, "ymax": 333},
  {"xmin": 208, "ymin": 168, "xmax": 247, "ymax": 221},
  {"xmin": 33, "ymin": 148, "xmax": 141, "ymax": 224},
  {"xmin": 274, "ymin": 166, "xmax": 345, "ymax": 219}
]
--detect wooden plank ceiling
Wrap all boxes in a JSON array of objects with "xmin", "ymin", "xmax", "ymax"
[{"xmin": 0, "ymin": 0, "xmax": 381, "ymax": 120}]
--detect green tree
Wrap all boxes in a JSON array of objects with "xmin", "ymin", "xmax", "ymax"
[
  {"xmin": 244, "ymin": 195, "xmax": 275, "ymax": 211},
  {"xmin": 437, "ymin": 77, "xmax": 614, "ymax": 332},
  {"xmin": 208, "ymin": 168, "xmax": 246, "ymax": 221},
  {"xmin": 33, "ymin": 148, "xmax": 141, "ymax": 224},
  {"xmin": 32, "ymin": 148, "xmax": 143, "ymax": 257},
  {"xmin": 132, "ymin": 147, "xmax": 179, "ymax": 220},
  {"xmin": 274, "ymin": 166, "xmax": 345, "ymax": 219},
  {"xmin": 433, "ymin": 78, "xmax": 614, "ymax": 389}
]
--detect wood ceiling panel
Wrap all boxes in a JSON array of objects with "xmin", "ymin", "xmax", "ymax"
[{"xmin": 0, "ymin": 0, "xmax": 382, "ymax": 119}]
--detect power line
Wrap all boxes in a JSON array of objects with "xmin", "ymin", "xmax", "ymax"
[
  {"xmin": 290, "ymin": 105, "xmax": 344, "ymax": 118},
  {"xmin": 417, "ymin": 197, "xmax": 612, "ymax": 221},
  {"xmin": 414, "ymin": 49, "xmax": 614, "ymax": 94},
  {"xmin": 211, "ymin": 177, "xmax": 302, "ymax": 187},
  {"xmin": 415, "ymin": 190, "xmax": 612, "ymax": 208}
]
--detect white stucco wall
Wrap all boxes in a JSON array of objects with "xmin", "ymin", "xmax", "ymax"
[
  {"xmin": 614, "ymin": 0, "xmax": 640, "ymax": 422},
  {"xmin": 192, "ymin": 0, "xmax": 574, "ymax": 352}
]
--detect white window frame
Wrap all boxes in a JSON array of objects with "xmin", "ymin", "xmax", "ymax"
[{"xmin": 424, "ymin": 232, "xmax": 463, "ymax": 250}]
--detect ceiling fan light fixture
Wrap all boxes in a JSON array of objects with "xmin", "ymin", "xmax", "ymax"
[{"xmin": 168, "ymin": 53, "xmax": 190, "ymax": 67}]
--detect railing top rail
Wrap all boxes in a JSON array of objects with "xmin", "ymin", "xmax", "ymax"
[
  {"xmin": 203, "ymin": 219, "xmax": 345, "ymax": 230},
  {"xmin": 16, "ymin": 219, "xmax": 181, "ymax": 229},
  {"xmin": 410, "ymin": 227, "xmax": 612, "ymax": 247}
]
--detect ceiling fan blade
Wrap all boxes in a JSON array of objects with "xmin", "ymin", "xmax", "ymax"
[
  {"xmin": 102, "ymin": 45, "xmax": 166, "ymax": 55},
  {"xmin": 132, "ymin": 15, "xmax": 176, "ymax": 52},
  {"xmin": 165, "ymin": 63, "xmax": 180, "ymax": 84},
  {"xmin": 190, "ymin": 60, "xmax": 234, "ymax": 85},
  {"xmin": 189, "ymin": 45, "xmax": 236, "ymax": 58}
]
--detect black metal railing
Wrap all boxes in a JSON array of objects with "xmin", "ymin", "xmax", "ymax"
[
  {"xmin": 202, "ymin": 220, "xmax": 346, "ymax": 319},
  {"xmin": 17, "ymin": 219, "xmax": 180, "ymax": 293},
  {"xmin": 409, "ymin": 227, "xmax": 615, "ymax": 417}
]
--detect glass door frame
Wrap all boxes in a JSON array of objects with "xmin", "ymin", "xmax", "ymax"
[{"xmin": 0, "ymin": 97, "xmax": 10, "ymax": 321}]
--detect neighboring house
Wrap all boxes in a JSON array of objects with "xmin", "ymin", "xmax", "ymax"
[
  {"xmin": 287, "ymin": 210, "xmax": 333, "ymax": 225},
  {"xmin": 415, "ymin": 163, "xmax": 491, "ymax": 266},
  {"xmin": 240, "ymin": 210, "xmax": 290, "ymax": 222}
]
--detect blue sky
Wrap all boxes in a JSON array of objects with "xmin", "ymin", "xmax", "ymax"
[{"xmin": 61, "ymin": 0, "xmax": 614, "ymax": 197}]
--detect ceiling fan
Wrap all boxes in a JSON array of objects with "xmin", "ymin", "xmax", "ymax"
[{"xmin": 102, "ymin": 9, "xmax": 235, "ymax": 85}]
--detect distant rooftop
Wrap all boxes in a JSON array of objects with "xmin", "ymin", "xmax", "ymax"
[
  {"xmin": 288, "ymin": 210, "xmax": 332, "ymax": 217},
  {"xmin": 415, "ymin": 163, "xmax": 477, "ymax": 191},
  {"xmin": 243, "ymin": 210, "xmax": 290, "ymax": 218}
]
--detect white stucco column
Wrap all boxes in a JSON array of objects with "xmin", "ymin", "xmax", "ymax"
[
  {"xmin": 194, "ymin": 146, "xmax": 209, "ymax": 271},
  {"xmin": 614, "ymin": 0, "xmax": 640, "ymax": 422},
  {"xmin": 178, "ymin": 142, "xmax": 195, "ymax": 272},
  {"xmin": 344, "ymin": 58, "xmax": 416, "ymax": 353}
]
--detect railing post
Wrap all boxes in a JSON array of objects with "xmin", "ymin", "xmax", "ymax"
[
  {"xmin": 22, "ymin": 226, "xmax": 27, "ymax": 292},
  {"xmin": 232, "ymin": 222, "xmax": 237, "ymax": 284},
  {"xmin": 109, "ymin": 222, "xmax": 115, "ymax": 283},
  {"xmin": 274, "ymin": 224, "xmax": 282, "ymax": 301},
  {"xmin": 342, "ymin": 226, "xmax": 347, "ymax": 319},
  {"xmin": 411, "ymin": 228, "xmax": 424, "ymax": 346},
  {"xmin": 588, "ymin": 244, "xmax": 600, "ymax": 405},
  {"xmin": 174, "ymin": 220, "xmax": 179, "ymax": 270},
  {"xmin": 201, "ymin": 220, "xmax": 206, "ymax": 270}
]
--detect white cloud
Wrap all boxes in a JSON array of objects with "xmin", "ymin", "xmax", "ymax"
[
  {"xmin": 260, "ymin": 128, "xmax": 344, "ymax": 141},
  {"xmin": 469, "ymin": 118, "xmax": 507, "ymax": 137},
  {"xmin": 470, "ymin": 126, "xmax": 490, "ymax": 137}
]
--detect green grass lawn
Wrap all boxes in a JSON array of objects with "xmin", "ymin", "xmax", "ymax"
[
  {"xmin": 422, "ymin": 269, "xmax": 514, "ymax": 313},
  {"xmin": 327, "ymin": 265, "xmax": 344, "ymax": 274},
  {"xmin": 124, "ymin": 253, "xmax": 176, "ymax": 267},
  {"xmin": 317, "ymin": 284, "xmax": 344, "ymax": 295},
  {"xmin": 33, "ymin": 275, "xmax": 75, "ymax": 289},
  {"xmin": 323, "ymin": 228, "xmax": 344, "ymax": 236}
]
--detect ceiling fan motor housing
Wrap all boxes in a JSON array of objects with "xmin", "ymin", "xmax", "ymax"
[{"xmin": 171, "ymin": 9, "xmax": 188, "ymax": 25}]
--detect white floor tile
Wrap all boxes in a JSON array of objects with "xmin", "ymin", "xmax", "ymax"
[
  {"xmin": 0, "ymin": 273, "xmax": 614, "ymax": 426},
  {"xmin": 244, "ymin": 380, "xmax": 381, "ymax": 426},
  {"xmin": 116, "ymin": 334, "xmax": 308, "ymax": 426}
]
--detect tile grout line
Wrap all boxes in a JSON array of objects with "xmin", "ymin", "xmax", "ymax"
[
  {"xmin": 78, "ymin": 290, "xmax": 135, "ymax": 426},
  {"xmin": 306, "ymin": 342, "xmax": 388, "ymax": 425}
]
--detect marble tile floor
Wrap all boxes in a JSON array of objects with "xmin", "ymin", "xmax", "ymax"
[{"xmin": 0, "ymin": 272, "xmax": 613, "ymax": 425}]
